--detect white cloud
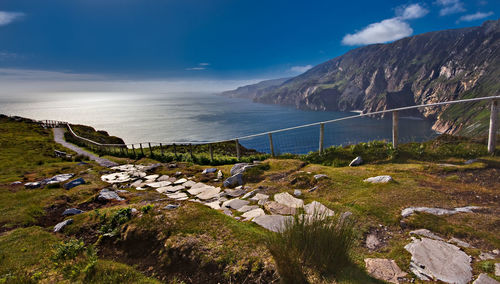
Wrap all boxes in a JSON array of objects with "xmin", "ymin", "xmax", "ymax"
[
  {"xmin": 290, "ymin": 65, "xmax": 313, "ymax": 73},
  {"xmin": 397, "ymin": 4, "xmax": 429, "ymax": 20},
  {"xmin": 185, "ymin": 67, "xmax": 206, "ymax": 71},
  {"xmin": 436, "ymin": 0, "xmax": 466, "ymax": 16},
  {"xmin": 457, "ymin": 11, "xmax": 494, "ymax": 22},
  {"xmin": 342, "ymin": 18, "xmax": 413, "ymax": 45},
  {"xmin": 342, "ymin": 4, "xmax": 427, "ymax": 46},
  {"xmin": 198, "ymin": 62, "xmax": 210, "ymax": 66},
  {"xmin": 0, "ymin": 11, "xmax": 24, "ymax": 26}
]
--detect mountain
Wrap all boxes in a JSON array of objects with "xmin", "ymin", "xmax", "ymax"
[
  {"xmin": 221, "ymin": 77, "xmax": 291, "ymax": 99},
  {"xmin": 222, "ymin": 19, "xmax": 500, "ymax": 135}
]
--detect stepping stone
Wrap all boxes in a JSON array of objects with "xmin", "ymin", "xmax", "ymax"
[
  {"xmin": 264, "ymin": 201, "xmax": 296, "ymax": 215},
  {"xmin": 182, "ymin": 180, "xmax": 197, "ymax": 188},
  {"xmin": 144, "ymin": 174, "xmax": 159, "ymax": 181},
  {"xmin": 225, "ymin": 188, "xmax": 246, "ymax": 197},
  {"xmin": 146, "ymin": 181, "xmax": 172, "ymax": 188},
  {"xmin": 253, "ymin": 215, "xmax": 293, "ymax": 232},
  {"xmin": 242, "ymin": 208, "xmax": 265, "ymax": 221},
  {"xmin": 222, "ymin": 199, "xmax": 249, "ymax": 210},
  {"xmin": 204, "ymin": 200, "xmax": 221, "ymax": 210},
  {"xmin": 155, "ymin": 187, "xmax": 170, "ymax": 194},
  {"xmin": 364, "ymin": 175, "xmax": 393, "ymax": 183},
  {"xmin": 401, "ymin": 206, "xmax": 481, "ymax": 218},
  {"xmin": 165, "ymin": 185, "xmax": 185, "ymax": 193},
  {"xmin": 410, "ymin": 229, "xmax": 444, "ymax": 241},
  {"xmin": 130, "ymin": 180, "xmax": 143, "ymax": 188},
  {"xmin": 242, "ymin": 190, "xmax": 256, "ymax": 199},
  {"xmin": 62, "ymin": 208, "xmax": 84, "ymax": 216},
  {"xmin": 54, "ymin": 219, "xmax": 73, "ymax": 233},
  {"xmin": 405, "ymin": 237, "xmax": 472, "ymax": 283},
  {"xmin": 249, "ymin": 193, "xmax": 269, "ymax": 204},
  {"xmin": 130, "ymin": 171, "xmax": 147, "ymax": 178},
  {"xmin": 166, "ymin": 192, "xmax": 188, "ymax": 200},
  {"xmin": 196, "ymin": 187, "xmax": 221, "ymax": 200},
  {"xmin": 274, "ymin": 192, "xmax": 304, "ymax": 208},
  {"xmin": 101, "ymin": 172, "xmax": 131, "ymax": 183},
  {"xmin": 202, "ymin": 168, "xmax": 217, "ymax": 174},
  {"xmin": 157, "ymin": 175, "xmax": 170, "ymax": 181},
  {"xmin": 188, "ymin": 185, "xmax": 212, "ymax": 195},
  {"xmin": 237, "ymin": 205, "xmax": 259, "ymax": 213},
  {"xmin": 303, "ymin": 201, "xmax": 334, "ymax": 216},
  {"xmin": 174, "ymin": 178, "xmax": 187, "ymax": 185},
  {"xmin": 473, "ymin": 273, "xmax": 499, "ymax": 284},
  {"xmin": 364, "ymin": 258, "xmax": 407, "ymax": 284}
]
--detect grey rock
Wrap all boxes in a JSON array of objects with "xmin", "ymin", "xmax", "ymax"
[
  {"xmin": 349, "ymin": 156, "xmax": 363, "ymax": 167},
  {"xmin": 405, "ymin": 237, "xmax": 472, "ymax": 283},
  {"xmin": 10, "ymin": 181, "xmax": 22, "ymax": 186},
  {"xmin": 364, "ymin": 258, "xmax": 407, "ymax": 284},
  {"xmin": 366, "ymin": 234, "xmax": 381, "ymax": 250},
  {"xmin": 308, "ymin": 186, "xmax": 318, "ymax": 192},
  {"xmin": 24, "ymin": 181, "xmax": 42, "ymax": 189},
  {"xmin": 401, "ymin": 206, "xmax": 481, "ymax": 218},
  {"xmin": 64, "ymin": 178, "xmax": 85, "ymax": 190},
  {"xmin": 182, "ymin": 180, "xmax": 197, "ymax": 188},
  {"xmin": 253, "ymin": 215, "xmax": 293, "ymax": 232},
  {"xmin": 237, "ymin": 205, "xmax": 259, "ymax": 213},
  {"xmin": 249, "ymin": 193, "xmax": 269, "ymax": 203},
  {"xmin": 313, "ymin": 174, "xmax": 327, "ymax": 180},
  {"xmin": 196, "ymin": 187, "xmax": 221, "ymax": 200},
  {"xmin": 202, "ymin": 168, "xmax": 217, "ymax": 174},
  {"xmin": 293, "ymin": 189, "xmax": 302, "ymax": 197},
  {"xmin": 449, "ymin": 237, "xmax": 472, "ymax": 248},
  {"xmin": 223, "ymin": 173, "xmax": 243, "ymax": 188},
  {"xmin": 495, "ymin": 263, "xmax": 500, "ymax": 277},
  {"xmin": 479, "ymin": 252, "xmax": 496, "ymax": 261},
  {"xmin": 143, "ymin": 163, "xmax": 162, "ymax": 171},
  {"xmin": 62, "ymin": 208, "xmax": 84, "ymax": 216},
  {"xmin": 241, "ymin": 190, "xmax": 256, "ymax": 199},
  {"xmin": 157, "ymin": 175, "xmax": 170, "ymax": 181},
  {"xmin": 163, "ymin": 204, "xmax": 179, "ymax": 210},
  {"xmin": 44, "ymin": 173, "xmax": 75, "ymax": 185},
  {"xmin": 54, "ymin": 219, "xmax": 73, "ymax": 233},
  {"xmin": 473, "ymin": 273, "xmax": 499, "ymax": 284},
  {"xmin": 241, "ymin": 208, "xmax": 265, "ymax": 221},
  {"xmin": 303, "ymin": 201, "xmax": 334, "ymax": 216},
  {"xmin": 116, "ymin": 189, "xmax": 129, "ymax": 194},
  {"xmin": 204, "ymin": 200, "xmax": 221, "ymax": 210},
  {"xmin": 217, "ymin": 170, "xmax": 223, "ymax": 179},
  {"xmin": 166, "ymin": 192, "xmax": 188, "ymax": 200},
  {"xmin": 464, "ymin": 159, "xmax": 479, "ymax": 165},
  {"xmin": 225, "ymin": 188, "xmax": 246, "ymax": 197},
  {"xmin": 146, "ymin": 181, "xmax": 172, "ymax": 188},
  {"xmin": 222, "ymin": 199, "xmax": 249, "ymax": 210},
  {"xmin": 364, "ymin": 175, "xmax": 393, "ymax": 183},
  {"xmin": 130, "ymin": 179, "xmax": 143, "ymax": 188},
  {"xmin": 341, "ymin": 211, "xmax": 353, "ymax": 221},
  {"xmin": 274, "ymin": 192, "xmax": 304, "ymax": 208},
  {"xmin": 173, "ymin": 178, "xmax": 187, "ymax": 185},
  {"xmin": 97, "ymin": 188, "xmax": 125, "ymax": 202},
  {"xmin": 264, "ymin": 201, "xmax": 296, "ymax": 215},
  {"xmin": 410, "ymin": 229, "xmax": 444, "ymax": 241},
  {"xmin": 230, "ymin": 163, "xmax": 253, "ymax": 176}
]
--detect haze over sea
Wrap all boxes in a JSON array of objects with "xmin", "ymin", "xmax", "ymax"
[{"xmin": 0, "ymin": 90, "xmax": 436, "ymax": 154}]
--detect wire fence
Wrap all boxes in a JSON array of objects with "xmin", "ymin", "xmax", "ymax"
[{"xmin": 38, "ymin": 96, "xmax": 499, "ymax": 162}]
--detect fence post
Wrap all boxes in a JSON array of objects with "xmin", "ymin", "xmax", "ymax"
[
  {"xmin": 235, "ymin": 139, "xmax": 240, "ymax": 160},
  {"xmin": 319, "ymin": 123, "xmax": 324, "ymax": 155},
  {"xmin": 173, "ymin": 144, "xmax": 178, "ymax": 159},
  {"xmin": 488, "ymin": 99, "xmax": 498, "ymax": 154},
  {"xmin": 189, "ymin": 144, "xmax": 194, "ymax": 160},
  {"xmin": 209, "ymin": 144, "xmax": 214, "ymax": 162},
  {"xmin": 268, "ymin": 133, "xmax": 275, "ymax": 157},
  {"xmin": 132, "ymin": 144, "xmax": 136, "ymax": 157},
  {"xmin": 140, "ymin": 143, "xmax": 144, "ymax": 156},
  {"xmin": 392, "ymin": 111, "xmax": 399, "ymax": 148},
  {"xmin": 160, "ymin": 143, "xmax": 164, "ymax": 156},
  {"xmin": 148, "ymin": 142, "xmax": 153, "ymax": 156}
]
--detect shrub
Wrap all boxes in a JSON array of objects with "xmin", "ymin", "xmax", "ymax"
[
  {"xmin": 99, "ymin": 208, "xmax": 132, "ymax": 237},
  {"xmin": 266, "ymin": 212, "xmax": 355, "ymax": 283}
]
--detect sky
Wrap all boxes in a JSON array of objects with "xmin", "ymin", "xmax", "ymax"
[{"xmin": 0, "ymin": 0, "xmax": 498, "ymax": 86}]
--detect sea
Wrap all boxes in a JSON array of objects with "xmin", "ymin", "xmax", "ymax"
[{"xmin": 0, "ymin": 91, "xmax": 437, "ymax": 154}]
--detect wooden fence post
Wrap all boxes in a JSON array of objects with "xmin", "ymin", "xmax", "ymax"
[
  {"xmin": 173, "ymin": 144, "xmax": 178, "ymax": 159},
  {"xmin": 132, "ymin": 144, "xmax": 136, "ymax": 156},
  {"xmin": 160, "ymin": 143, "xmax": 164, "ymax": 156},
  {"xmin": 235, "ymin": 139, "xmax": 241, "ymax": 160},
  {"xmin": 148, "ymin": 143, "xmax": 153, "ymax": 156},
  {"xmin": 319, "ymin": 123, "xmax": 324, "ymax": 154},
  {"xmin": 209, "ymin": 144, "xmax": 214, "ymax": 162},
  {"xmin": 268, "ymin": 133, "xmax": 275, "ymax": 157},
  {"xmin": 488, "ymin": 100, "xmax": 498, "ymax": 154},
  {"xmin": 189, "ymin": 144, "xmax": 194, "ymax": 160},
  {"xmin": 392, "ymin": 111, "xmax": 399, "ymax": 148},
  {"xmin": 140, "ymin": 143, "xmax": 144, "ymax": 156}
]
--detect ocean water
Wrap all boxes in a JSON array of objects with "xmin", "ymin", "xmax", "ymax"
[{"xmin": 0, "ymin": 91, "xmax": 437, "ymax": 154}]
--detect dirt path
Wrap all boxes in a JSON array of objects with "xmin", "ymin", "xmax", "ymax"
[{"xmin": 53, "ymin": 128, "xmax": 118, "ymax": 167}]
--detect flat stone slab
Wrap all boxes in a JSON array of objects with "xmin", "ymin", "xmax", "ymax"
[
  {"xmin": 314, "ymin": 174, "xmax": 327, "ymax": 180},
  {"xmin": 157, "ymin": 175, "xmax": 170, "ymax": 181},
  {"xmin": 405, "ymin": 237, "xmax": 472, "ymax": 283},
  {"xmin": 174, "ymin": 178, "xmax": 187, "ymax": 185},
  {"xmin": 182, "ymin": 180, "xmax": 197, "ymax": 188},
  {"xmin": 364, "ymin": 258, "xmax": 407, "ymax": 284},
  {"xmin": 25, "ymin": 181, "xmax": 42, "ymax": 189},
  {"xmin": 410, "ymin": 229, "xmax": 444, "ymax": 241},
  {"xmin": 473, "ymin": 273, "xmax": 499, "ymax": 284},
  {"xmin": 54, "ymin": 219, "xmax": 73, "ymax": 233},
  {"xmin": 364, "ymin": 175, "xmax": 393, "ymax": 183},
  {"xmin": 304, "ymin": 201, "xmax": 335, "ymax": 216},
  {"xmin": 274, "ymin": 192, "xmax": 303, "ymax": 208},
  {"xmin": 366, "ymin": 234, "xmax": 381, "ymax": 250},
  {"xmin": 196, "ymin": 187, "xmax": 221, "ymax": 200},
  {"xmin": 253, "ymin": 215, "xmax": 293, "ymax": 232},
  {"xmin": 237, "ymin": 205, "xmax": 259, "ymax": 213},
  {"xmin": 101, "ymin": 172, "xmax": 131, "ymax": 183},
  {"xmin": 225, "ymin": 188, "xmax": 246, "ymax": 197},
  {"xmin": 242, "ymin": 190, "xmax": 256, "ymax": 199},
  {"xmin": 62, "ymin": 208, "xmax": 84, "ymax": 216},
  {"xmin": 264, "ymin": 201, "xmax": 296, "ymax": 215},
  {"xmin": 204, "ymin": 200, "xmax": 221, "ymax": 210},
  {"xmin": 146, "ymin": 181, "xmax": 172, "ymax": 188},
  {"xmin": 130, "ymin": 180, "xmax": 143, "ymax": 188},
  {"xmin": 98, "ymin": 188, "xmax": 125, "ymax": 202},
  {"xmin": 64, "ymin": 178, "xmax": 85, "ymax": 190},
  {"xmin": 44, "ymin": 173, "xmax": 75, "ymax": 184},
  {"xmin": 495, "ymin": 263, "xmax": 500, "ymax": 277},
  {"xmin": 401, "ymin": 206, "xmax": 481, "ymax": 218},
  {"xmin": 166, "ymin": 192, "xmax": 188, "ymax": 200},
  {"xmin": 202, "ymin": 168, "xmax": 217, "ymax": 174},
  {"xmin": 222, "ymin": 199, "xmax": 249, "ymax": 210},
  {"xmin": 242, "ymin": 208, "xmax": 265, "ymax": 221},
  {"xmin": 249, "ymin": 193, "xmax": 269, "ymax": 203},
  {"xmin": 449, "ymin": 238, "xmax": 472, "ymax": 248}
]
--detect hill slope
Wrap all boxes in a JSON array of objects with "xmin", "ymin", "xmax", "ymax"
[{"xmin": 224, "ymin": 19, "xmax": 500, "ymax": 135}]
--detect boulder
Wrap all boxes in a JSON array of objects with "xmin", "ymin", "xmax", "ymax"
[
  {"xmin": 401, "ymin": 206, "xmax": 481, "ymax": 218},
  {"xmin": 223, "ymin": 173, "xmax": 243, "ymax": 188},
  {"xmin": 130, "ymin": 180, "xmax": 143, "ymax": 188},
  {"xmin": 230, "ymin": 163, "xmax": 253, "ymax": 176},
  {"xmin": 222, "ymin": 199, "xmax": 249, "ymax": 210},
  {"xmin": 264, "ymin": 201, "xmax": 296, "ymax": 215},
  {"xmin": 225, "ymin": 188, "xmax": 246, "ymax": 197},
  {"xmin": 202, "ymin": 168, "xmax": 217, "ymax": 174},
  {"xmin": 44, "ymin": 173, "xmax": 75, "ymax": 185},
  {"xmin": 188, "ymin": 184, "xmax": 213, "ymax": 195},
  {"xmin": 274, "ymin": 192, "xmax": 303, "ymax": 208},
  {"xmin": 204, "ymin": 200, "xmax": 221, "ymax": 210},
  {"xmin": 54, "ymin": 219, "xmax": 73, "ymax": 233},
  {"xmin": 253, "ymin": 215, "xmax": 293, "ymax": 232},
  {"xmin": 173, "ymin": 178, "xmax": 187, "ymax": 185},
  {"xmin": 249, "ymin": 193, "xmax": 269, "ymax": 203},
  {"xmin": 196, "ymin": 187, "xmax": 221, "ymax": 200},
  {"xmin": 364, "ymin": 175, "xmax": 393, "ymax": 183},
  {"xmin": 62, "ymin": 208, "xmax": 84, "ymax": 216},
  {"xmin": 404, "ymin": 237, "xmax": 472, "ymax": 283},
  {"xmin": 182, "ymin": 180, "xmax": 197, "ymax": 188},
  {"xmin": 10, "ymin": 181, "xmax": 22, "ymax": 186},
  {"xmin": 448, "ymin": 237, "xmax": 472, "ymax": 248},
  {"xmin": 63, "ymin": 178, "xmax": 85, "ymax": 190},
  {"xmin": 303, "ymin": 201, "xmax": 334, "ymax": 216},
  {"xmin": 101, "ymin": 172, "xmax": 131, "ymax": 183},
  {"xmin": 97, "ymin": 188, "xmax": 125, "ymax": 202},
  {"xmin": 366, "ymin": 234, "xmax": 381, "ymax": 250},
  {"xmin": 157, "ymin": 175, "xmax": 170, "ymax": 181},
  {"xmin": 364, "ymin": 258, "xmax": 407, "ymax": 283},
  {"xmin": 242, "ymin": 208, "xmax": 265, "ymax": 221},
  {"xmin": 24, "ymin": 181, "xmax": 42, "ymax": 189},
  {"xmin": 472, "ymin": 274, "xmax": 499, "ymax": 284},
  {"xmin": 349, "ymin": 156, "xmax": 363, "ymax": 167},
  {"xmin": 242, "ymin": 190, "xmax": 256, "ymax": 199},
  {"xmin": 144, "ymin": 174, "xmax": 159, "ymax": 181}
]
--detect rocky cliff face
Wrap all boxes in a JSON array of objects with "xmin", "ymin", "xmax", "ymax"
[{"xmin": 224, "ymin": 19, "xmax": 500, "ymax": 135}]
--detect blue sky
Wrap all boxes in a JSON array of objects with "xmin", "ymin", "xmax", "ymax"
[{"xmin": 0, "ymin": 0, "xmax": 498, "ymax": 81}]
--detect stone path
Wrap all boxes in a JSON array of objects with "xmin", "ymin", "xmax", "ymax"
[{"xmin": 53, "ymin": 128, "xmax": 118, "ymax": 167}]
